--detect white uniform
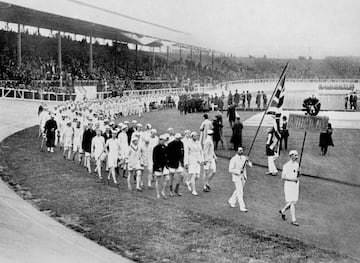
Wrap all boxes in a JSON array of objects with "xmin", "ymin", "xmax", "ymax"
[
  {"xmin": 199, "ymin": 119, "xmax": 213, "ymax": 147},
  {"xmin": 203, "ymin": 137, "xmax": 216, "ymax": 172},
  {"xmin": 148, "ymin": 136, "xmax": 159, "ymax": 171},
  {"xmin": 106, "ymin": 138, "xmax": 121, "ymax": 168},
  {"xmin": 282, "ymin": 160, "xmax": 300, "ymax": 202},
  {"xmin": 73, "ymin": 127, "xmax": 83, "ymax": 152},
  {"xmin": 228, "ymin": 154, "xmax": 252, "ymax": 211},
  {"xmin": 127, "ymin": 144, "xmax": 142, "ymax": 171},
  {"xmin": 91, "ymin": 136, "xmax": 105, "ymax": 159},
  {"xmin": 117, "ymin": 131, "xmax": 129, "ymax": 163},
  {"xmin": 185, "ymin": 140, "xmax": 204, "ymax": 175},
  {"xmin": 62, "ymin": 126, "xmax": 74, "ymax": 148}
]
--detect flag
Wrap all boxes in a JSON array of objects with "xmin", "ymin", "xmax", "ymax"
[{"xmin": 266, "ymin": 62, "xmax": 288, "ymax": 151}]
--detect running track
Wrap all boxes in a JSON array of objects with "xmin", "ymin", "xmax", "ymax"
[{"xmin": 0, "ymin": 98, "xmax": 131, "ymax": 263}]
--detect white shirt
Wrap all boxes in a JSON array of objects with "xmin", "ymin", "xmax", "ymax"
[
  {"xmin": 281, "ymin": 160, "xmax": 299, "ymax": 181},
  {"xmin": 185, "ymin": 139, "xmax": 204, "ymax": 166},
  {"xmin": 62, "ymin": 126, "xmax": 74, "ymax": 147},
  {"xmin": 91, "ymin": 136, "xmax": 105, "ymax": 157},
  {"xmin": 229, "ymin": 154, "xmax": 252, "ymax": 181},
  {"xmin": 203, "ymin": 137, "xmax": 216, "ymax": 162}
]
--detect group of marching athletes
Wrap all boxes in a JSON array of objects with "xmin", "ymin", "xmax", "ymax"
[
  {"xmin": 39, "ymin": 97, "xmax": 218, "ymax": 200},
  {"xmin": 39, "ymin": 95, "xmax": 301, "ymax": 226}
]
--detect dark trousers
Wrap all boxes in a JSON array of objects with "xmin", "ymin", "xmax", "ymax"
[{"xmin": 279, "ymin": 137, "xmax": 288, "ymax": 151}]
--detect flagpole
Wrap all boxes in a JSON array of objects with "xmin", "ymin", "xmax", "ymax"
[{"xmin": 247, "ymin": 62, "xmax": 289, "ymax": 157}]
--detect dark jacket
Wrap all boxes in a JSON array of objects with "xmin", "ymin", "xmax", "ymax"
[
  {"xmin": 82, "ymin": 129, "xmax": 96, "ymax": 153},
  {"xmin": 153, "ymin": 144, "xmax": 168, "ymax": 172},
  {"xmin": 167, "ymin": 140, "xmax": 184, "ymax": 168},
  {"xmin": 103, "ymin": 131, "xmax": 112, "ymax": 142}
]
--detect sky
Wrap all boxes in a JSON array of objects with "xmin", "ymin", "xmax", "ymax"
[{"xmin": 6, "ymin": 0, "xmax": 360, "ymax": 58}]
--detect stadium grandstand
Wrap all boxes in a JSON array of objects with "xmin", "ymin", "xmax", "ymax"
[{"xmin": 1, "ymin": 0, "xmax": 360, "ymax": 101}]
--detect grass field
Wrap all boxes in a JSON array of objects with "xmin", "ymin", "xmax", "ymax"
[{"xmin": 0, "ymin": 108, "xmax": 359, "ymax": 262}]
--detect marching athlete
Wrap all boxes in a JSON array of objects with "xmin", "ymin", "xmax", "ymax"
[
  {"xmin": 279, "ymin": 150, "xmax": 300, "ymax": 226},
  {"xmin": 228, "ymin": 147, "xmax": 252, "ymax": 212},
  {"xmin": 203, "ymin": 130, "xmax": 217, "ymax": 192}
]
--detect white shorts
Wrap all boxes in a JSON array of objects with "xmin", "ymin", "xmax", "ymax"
[
  {"xmin": 169, "ymin": 166, "xmax": 184, "ymax": 173},
  {"xmin": 163, "ymin": 167, "xmax": 170, "ymax": 175},
  {"xmin": 204, "ymin": 159, "xmax": 216, "ymax": 172},
  {"xmin": 73, "ymin": 144, "xmax": 83, "ymax": 152},
  {"xmin": 154, "ymin": 170, "xmax": 163, "ymax": 177}
]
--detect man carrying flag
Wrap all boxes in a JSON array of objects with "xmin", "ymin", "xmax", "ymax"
[{"xmin": 265, "ymin": 63, "xmax": 288, "ymax": 175}]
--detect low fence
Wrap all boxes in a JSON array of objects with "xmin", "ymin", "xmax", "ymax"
[
  {"xmin": 123, "ymin": 87, "xmax": 184, "ymax": 97},
  {"xmin": 0, "ymin": 87, "xmax": 112, "ymax": 102}
]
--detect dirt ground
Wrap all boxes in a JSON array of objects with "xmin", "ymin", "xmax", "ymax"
[{"xmin": 0, "ymin": 108, "xmax": 359, "ymax": 262}]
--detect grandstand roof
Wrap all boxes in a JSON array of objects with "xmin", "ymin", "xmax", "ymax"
[{"xmin": 0, "ymin": 0, "xmax": 207, "ymax": 50}]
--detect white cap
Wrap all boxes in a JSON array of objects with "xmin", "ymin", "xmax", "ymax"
[
  {"xmin": 164, "ymin": 133, "xmax": 170, "ymax": 139},
  {"xmin": 132, "ymin": 120, "xmax": 137, "ymax": 124},
  {"xmin": 136, "ymin": 123, "xmax": 143, "ymax": 127},
  {"xmin": 124, "ymin": 121, "xmax": 129, "ymax": 124},
  {"xmin": 289, "ymin": 150, "xmax": 299, "ymax": 156},
  {"xmin": 145, "ymin": 123, "xmax": 152, "ymax": 129},
  {"xmin": 159, "ymin": 134, "xmax": 167, "ymax": 140},
  {"xmin": 184, "ymin": 130, "xmax": 191, "ymax": 134},
  {"xmin": 151, "ymin": 128, "xmax": 157, "ymax": 134},
  {"xmin": 109, "ymin": 121, "xmax": 115, "ymax": 125},
  {"xmin": 175, "ymin": 133, "xmax": 182, "ymax": 139},
  {"xmin": 191, "ymin": 131, "xmax": 198, "ymax": 137},
  {"xmin": 167, "ymin": 127, "xmax": 174, "ymax": 132}
]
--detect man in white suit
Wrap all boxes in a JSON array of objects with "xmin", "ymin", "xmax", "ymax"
[
  {"xmin": 228, "ymin": 147, "xmax": 252, "ymax": 212},
  {"xmin": 279, "ymin": 150, "xmax": 300, "ymax": 226}
]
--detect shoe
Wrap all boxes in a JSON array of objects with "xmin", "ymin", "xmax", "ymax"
[
  {"xmin": 271, "ymin": 173, "xmax": 278, "ymax": 176},
  {"xmin": 291, "ymin": 221, "xmax": 299, "ymax": 226},
  {"xmin": 265, "ymin": 172, "xmax": 272, "ymax": 175},
  {"xmin": 156, "ymin": 194, "xmax": 160, "ymax": 199},
  {"xmin": 192, "ymin": 192, "xmax": 198, "ymax": 196},
  {"xmin": 169, "ymin": 191, "xmax": 174, "ymax": 197},
  {"xmin": 186, "ymin": 181, "xmax": 191, "ymax": 192},
  {"xmin": 240, "ymin": 208, "xmax": 248, "ymax": 213},
  {"xmin": 136, "ymin": 188, "xmax": 142, "ymax": 192},
  {"xmin": 175, "ymin": 192, "xmax": 182, "ymax": 196},
  {"xmin": 206, "ymin": 184, "xmax": 211, "ymax": 191},
  {"xmin": 279, "ymin": 210, "xmax": 286, "ymax": 220},
  {"xmin": 203, "ymin": 187, "xmax": 209, "ymax": 192},
  {"xmin": 228, "ymin": 201, "xmax": 236, "ymax": 208}
]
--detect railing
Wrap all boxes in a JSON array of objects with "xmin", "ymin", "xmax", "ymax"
[
  {"xmin": 217, "ymin": 78, "xmax": 360, "ymax": 87},
  {"xmin": 0, "ymin": 87, "xmax": 76, "ymax": 101},
  {"xmin": 123, "ymin": 87, "xmax": 185, "ymax": 97}
]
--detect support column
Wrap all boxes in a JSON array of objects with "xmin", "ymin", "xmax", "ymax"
[
  {"xmin": 179, "ymin": 46, "xmax": 182, "ymax": 62},
  {"xmin": 89, "ymin": 33, "xmax": 93, "ymax": 72},
  {"xmin": 166, "ymin": 46, "xmax": 169, "ymax": 69},
  {"xmin": 190, "ymin": 48, "xmax": 193, "ymax": 63},
  {"xmin": 152, "ymin": 47, "xmax": 155, "ymax": 76},
  {"xmin": 17, "ymin": 23, "xmax": 21, "ymax": 66},
  {"xmin": 58, "ymin": 32, "xmax": 62, "ymax": 87},
  {"xmin": 211, "ymin": 51, "xmax": 214, "ymax": 71},
  {"xmin": 135, "ymin": 44, "xmax": 138, "ymax": 72}
]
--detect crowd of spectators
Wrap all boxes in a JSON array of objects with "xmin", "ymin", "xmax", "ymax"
[{"xmin": 1, "ymin": 29, "xmax": 360, "ymax": 94}]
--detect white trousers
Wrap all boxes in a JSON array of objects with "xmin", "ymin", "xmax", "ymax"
[
  {"xmin": 267, "ymin": 156, "xmax": 278, "ymax": 174},
  {"xmin": 229, "ymin": 177, "xmax": 246, "ymax": 210}
]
